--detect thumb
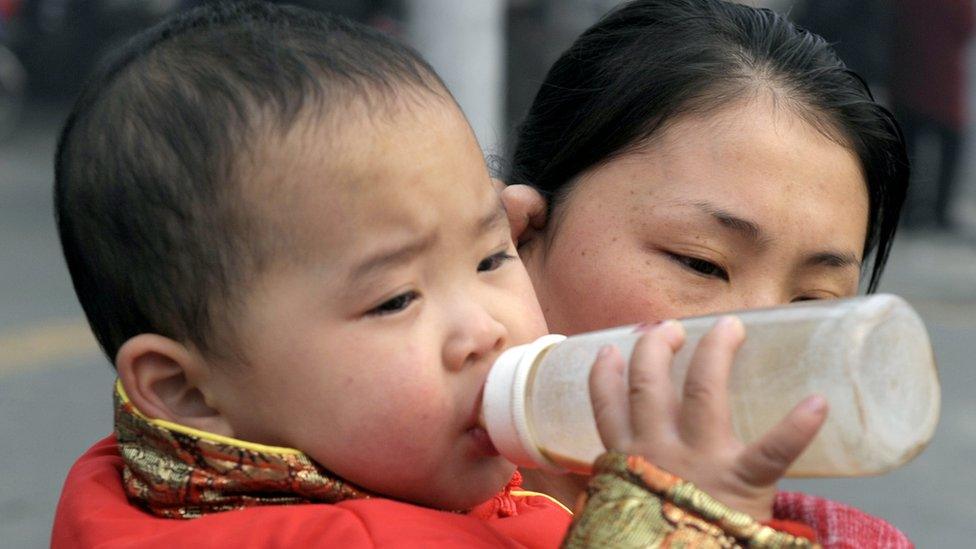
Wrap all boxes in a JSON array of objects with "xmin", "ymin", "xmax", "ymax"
[{"xmin": 735, "ymin": 395, "xmax": 828, "ymax": 486}]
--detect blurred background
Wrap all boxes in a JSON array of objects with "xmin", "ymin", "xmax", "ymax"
[{"xmin": 0, "ymin": 0, "xmax": 974, "ymax": 546}]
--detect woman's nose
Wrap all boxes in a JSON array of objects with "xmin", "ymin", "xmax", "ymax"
[{"xmin": 442, "ymin": 303, "xmax": 507, "ymax": 372}]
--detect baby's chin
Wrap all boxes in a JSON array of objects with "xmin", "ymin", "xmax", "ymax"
[{"xmin": 408, "ymin": 458, "xmax": 518, "ymax": 511}]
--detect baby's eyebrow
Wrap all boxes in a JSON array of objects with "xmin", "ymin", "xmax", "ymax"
[
  {"xmin": 476, "ymin": 200, "xmax": 508, "ymax": 237},
  {"xmin": 349, "ymin": 231, "xmax": 437, "ymax": 281},
  {"xmin": 349, "ymin": 200, "xmax": 507, "ymax": 282}
]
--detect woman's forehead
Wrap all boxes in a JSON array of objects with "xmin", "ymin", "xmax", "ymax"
[
  {"xmin": 578, "ymin": 99, "xmax": 863, "ymax": 200},
  {"xmin": 553, "ymin": 99, "xmax": 869, "ymax": 257}
]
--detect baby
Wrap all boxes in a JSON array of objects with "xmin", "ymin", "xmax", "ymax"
[{"xmin": 51, "ymin": 2, "xmax": 819, "ymax": 546}]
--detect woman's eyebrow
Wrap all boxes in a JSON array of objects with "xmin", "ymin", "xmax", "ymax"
[
  {"xmin": 688, "ymin": 201, "xmax": 860, "ymax": 269},
  {"xmin": 804, "ymin": 251, "xmax": 862, "ymax": 270},
  {"xmin": 692, "ymin": 201, "xmax": 772, "ymax": 248}
]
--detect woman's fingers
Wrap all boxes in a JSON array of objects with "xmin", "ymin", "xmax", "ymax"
[
  {"xmin": 499, "ymin": 184, "xmax": 548, "ymax": 246},
  {"xmin": 677, "ymin": 316, "xmax": 744, "ymax": 448},
  {"xmin": 589, "ymin": 345, "xmax": 632, "ymax": 450},
  {"xmin": 627, "ymin": 321, "xmax": 685, "ymax": 442},
  {"xmin": 736, "ymin": 395, "xmax": 828, "ymax": 486}
]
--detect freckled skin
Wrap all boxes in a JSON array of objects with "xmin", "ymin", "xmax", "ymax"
[
  {"xmin": 516, "ymin": 97, "xmax": 869, "ymax": 509},
  {"xmin": 522, "ymin": 97, "xmax": 868, "ymax": 336}
]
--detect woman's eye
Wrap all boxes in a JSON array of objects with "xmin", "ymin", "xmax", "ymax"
[
  {"xmin": 368, "ymin": 291, "xmax": 419, "ymax": 316},
  {"xmin": 670, "ymin": 254, "xmax": 729, "ymax": 281},
  {"xmin": 478, "ymin": 251, "xmax": 515, "ymax": 273}
]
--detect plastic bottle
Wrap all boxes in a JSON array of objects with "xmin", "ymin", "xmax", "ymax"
[{"xmin": 482, "ymin": 294, "xmax": 940, "ymax": 477}]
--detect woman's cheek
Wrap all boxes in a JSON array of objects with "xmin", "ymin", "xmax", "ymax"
[{"xmin": 540, "ymin": 242, "xmax": 672, "ymax": 333}]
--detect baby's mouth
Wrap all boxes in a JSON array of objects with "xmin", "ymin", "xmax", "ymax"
[
  {"xmin": 467, "ymin": 425, "xmax": 499, "ymax": 457},
  {"xmin": 465, "ymin": 388, "xmax": 499, "ymax": 456}
]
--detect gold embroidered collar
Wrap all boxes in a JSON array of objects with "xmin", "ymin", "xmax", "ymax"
[{"xmin": 113, "ymin": 380, "xmax": 369, "ymax": 519}]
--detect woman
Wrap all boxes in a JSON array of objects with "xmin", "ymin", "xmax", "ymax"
[{"xmin": 501, "ymin": 0, "xmax": 911, "ymax": 545}]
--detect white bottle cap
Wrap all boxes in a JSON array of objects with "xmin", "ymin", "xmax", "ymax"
[{"xmin": 483, "ymin": 334, "xmax": 567, "ymax": 471}]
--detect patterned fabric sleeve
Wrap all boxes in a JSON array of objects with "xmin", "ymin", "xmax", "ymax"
[
  {"xmin": 774, "ymin": 492, "xmax": 913, "ymax": 549},
  {"xmin": 564, "ymin": 452, "xmax": 818, "ymax": 548}
]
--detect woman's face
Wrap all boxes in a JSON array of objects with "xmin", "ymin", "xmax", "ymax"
[{"xmin": 521, "ymin": 97, "xmax": 870, "ymax": 335}]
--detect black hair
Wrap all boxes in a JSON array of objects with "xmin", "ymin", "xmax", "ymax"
[
  {"xmin": 55, "ymin": 1, "xmax": 446, "ymax": 362},
  {"xmin": 507, "ymin": 0, "xmax": 908, "ymax": 292}
]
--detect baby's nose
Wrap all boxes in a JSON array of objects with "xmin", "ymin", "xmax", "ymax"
[{"xmin": 443, "ymin": 307, "xmax": 506, "ymax": 371}]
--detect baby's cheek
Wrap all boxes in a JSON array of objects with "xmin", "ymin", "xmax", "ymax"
[
  {"xmin": 372, "ymin": 355, "xmax": 451, "ymax": 421},
  {"xmin": 363, "ymin": 384, "xmax": 453, "ymax": 459},
  {"xmin": 358, "ymin": 344, "xmax": 467, "ymax": 445},
  {"xmin": 511, "ymin": 290, "xmax": 549, "ymax": 343}
]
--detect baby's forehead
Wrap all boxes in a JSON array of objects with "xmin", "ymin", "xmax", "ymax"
[
  {"xmin": 237, "ymin": 94, "xmax": 496, "ymax": 258},
  {"xmin": 246, "ymin": 90, "xmax": 461, "ymax": 186}
]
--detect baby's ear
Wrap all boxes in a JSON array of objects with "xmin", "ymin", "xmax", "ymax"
[
  {"xmin": 499, "ymin": 184, "xmax": 549, "ymax": 248},
  {"xmin": 116, "ymin": 334, "xmax": 233, "ymax": 437}
]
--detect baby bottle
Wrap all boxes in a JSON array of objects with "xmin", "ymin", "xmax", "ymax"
[{"xmin": 482, "ymin": 294, "xmax": 940, "ymax": 477}]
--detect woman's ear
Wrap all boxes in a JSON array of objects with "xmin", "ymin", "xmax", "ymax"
[
  {"xmin": 499, "ymin": 184, "xmax": 549, "ymax": 248},
  {"xmin": 115, "ymin": 334, "xmax": 234, "ymax": 437}
]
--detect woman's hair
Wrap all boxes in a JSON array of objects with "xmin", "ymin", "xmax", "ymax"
[{"xmin": 507, "ymin": 0, "xmax": 908, "ymax": 292}]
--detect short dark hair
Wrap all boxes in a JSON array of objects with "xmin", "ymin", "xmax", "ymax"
[
  {"xmin": 507, "ymin": 0, "xmax": 908, "ymax": 292},
  {"xmin": 55, "ymin": 1, "xmax": 446, "ymax": 362}
]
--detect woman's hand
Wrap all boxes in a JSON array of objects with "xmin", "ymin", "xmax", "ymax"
[
  {"xmin": 497, "ymin": 182, "xmax": 547, "ymax": 248},
  {"xmin": 588, "ymin": 318, "xmax": 828, "ymax": 521}
]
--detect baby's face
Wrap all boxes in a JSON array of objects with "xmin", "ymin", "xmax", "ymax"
[{"xmin": 202, "ymin": 95, "xmax": 548, "ymax": 510}]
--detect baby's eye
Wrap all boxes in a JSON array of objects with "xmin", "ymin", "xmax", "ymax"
[
  {"xmin": 478, "ymin": 251, "xmax": 515, "ymax": 273},
  {"xmin": 368, "ymin": 291, "xmax": 419, "ymax": 316},
  {"xmin": 669, "ymin": 253, "xmax": 729, "ymax": 281}
]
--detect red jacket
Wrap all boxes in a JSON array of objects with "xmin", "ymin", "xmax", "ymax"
[
  {"xmin": 52, "ymin": 436, "xmax": 573, "ymax": 548},
  {"xmin": 53, "ymin": 436, "xmax": 909, "ymax": 548}
]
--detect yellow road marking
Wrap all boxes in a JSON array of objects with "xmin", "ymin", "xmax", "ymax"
[{"xmin": 0, "ymin": 319, "xmax": 102, "ymax": 377}]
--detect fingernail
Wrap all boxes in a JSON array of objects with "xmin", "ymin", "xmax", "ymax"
[
  {"xmin": 659, "ymin": 318, "xmax": 681, "ymax": 330},
  {"xmin": 716, "ymin": 315, "xmax": 744, "ymax": 335},
  {"xmin": 632, "ymin": 320, "xmax": 662, "ymax": 333},
  {"xmin": 717, "ymin": 315, "xmax": 739, "ymax": 328},
  {"xmin": 597, "ymin": 345, "xmax": 615, "ymax": 359},
  {"xmin": 657, "ymin": 319, "xmax": 685, "ymax": 340},
  {"xmin": 801, "ymin": 395, "xmax": 828, "ymax": 415}
]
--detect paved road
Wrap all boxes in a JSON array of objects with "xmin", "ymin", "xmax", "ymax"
[{"xmin": 1, "ymin": 103, "xmax": 974, "ymax": 547}]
